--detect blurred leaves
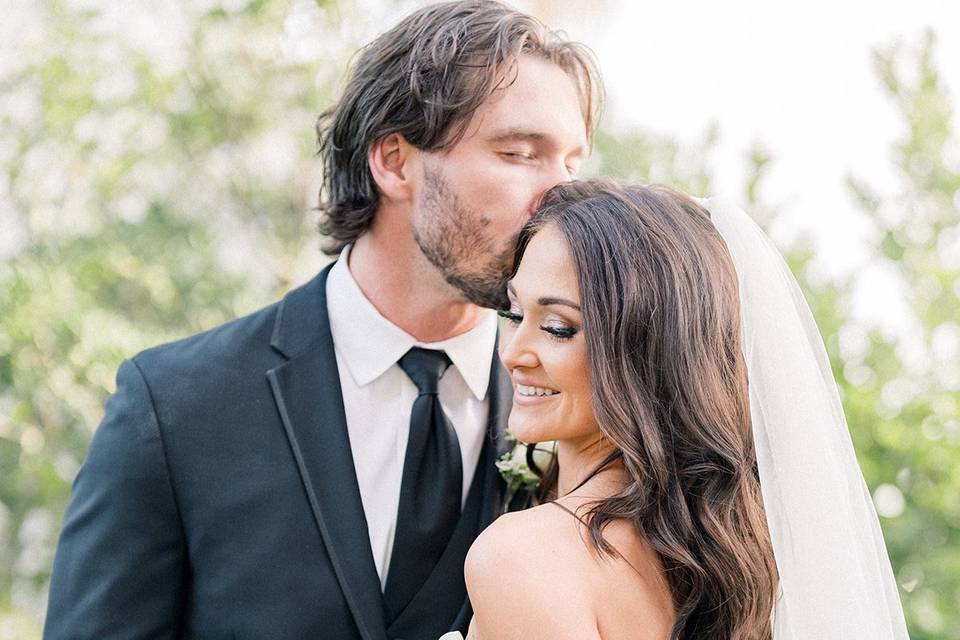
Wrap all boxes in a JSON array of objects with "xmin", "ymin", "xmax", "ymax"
[
  {"xmin": 0, "ymin": 0, "xmax": 343, "ymax": 634},
  {"xmin": 845, "ymin": 29, "xmax": 959, "ymax": 639},
  {"xmin": 588, "ymin": 122, "xmax": 719, "ymax": 196}
]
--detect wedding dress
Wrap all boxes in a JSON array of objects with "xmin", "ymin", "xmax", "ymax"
[{"xmin": 437, "ymin": 198, "xmax": 909, "ymax": 639}]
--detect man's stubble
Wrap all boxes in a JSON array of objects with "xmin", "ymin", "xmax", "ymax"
[{"xmin": 411, "ymin": 166, "xmax": 515, "ymax": 311}]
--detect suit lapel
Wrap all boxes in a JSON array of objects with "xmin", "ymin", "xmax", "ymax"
[
  {"xmin": 267, "ymin": 265, "xmax": 387, "ymax": 640},
  {"xmin": 447, "ymin": 344, "xmax": 514, "ymax": 634},
  {"xmin": 480, "ymin": 346, "xmax": 515, "ymax": 530}
]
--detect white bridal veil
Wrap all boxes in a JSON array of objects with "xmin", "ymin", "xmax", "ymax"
[{"xmin": 703, "ymin": 197, "xmax": 909, "ymax": 639}]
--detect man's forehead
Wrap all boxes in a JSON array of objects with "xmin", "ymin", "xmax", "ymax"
[{"xmin": 465, "ymin": 57, "xmax": 591, "ymax": 147}]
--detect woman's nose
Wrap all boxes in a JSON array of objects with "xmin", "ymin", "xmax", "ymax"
[{"xmin": 499, "ymin": 324, "xmax": 539, "ymax": 371}]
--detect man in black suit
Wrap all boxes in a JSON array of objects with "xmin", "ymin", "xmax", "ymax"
[{"xmin": 44, "ymin": 2, "xmax": 600, "ymax": 638}]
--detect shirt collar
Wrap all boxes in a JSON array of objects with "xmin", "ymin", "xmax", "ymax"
[{"xmin": 326, "ymin": 245, "xmax": 498, "ymax": 401}]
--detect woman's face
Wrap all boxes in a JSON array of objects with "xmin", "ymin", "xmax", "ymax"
[{"xmin": 498, "ymin": 223, "xmax": 600, "ymax": 444}]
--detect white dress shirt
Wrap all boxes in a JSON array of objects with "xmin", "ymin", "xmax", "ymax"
[{"xmin": 325, "ymin": 245, "xmax": 498, "ymax": 589}]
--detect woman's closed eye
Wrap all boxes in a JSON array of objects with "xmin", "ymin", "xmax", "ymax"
[{"xmin": 497, "ymin": 309, "xmax": 579, "ymax": 342}]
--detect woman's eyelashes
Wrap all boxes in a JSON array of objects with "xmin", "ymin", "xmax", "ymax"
[
  {"xmin": 496, "ymin": 309, "xmax": 521, "ymax": 324},
  {"xmin": 496, "ymin": 309, "xmax": 579, "ymax": 342},
  {"xmin": 544, "ymin": 324, "xmax": 578, "ymax": 340}
]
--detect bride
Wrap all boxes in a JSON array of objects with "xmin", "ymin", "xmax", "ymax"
[{"xmin": 450, "ymin": 181, "xmax": 909, "ymax": 639}]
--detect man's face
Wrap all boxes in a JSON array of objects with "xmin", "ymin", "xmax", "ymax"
[{"xmin": 409, "ymin": 55, "xmax": 589, "ymax": 310}]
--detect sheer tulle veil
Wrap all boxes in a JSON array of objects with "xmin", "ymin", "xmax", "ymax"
[{"xmin": 703, "ymin": 196, "xmax": 909, "ymax": 639}]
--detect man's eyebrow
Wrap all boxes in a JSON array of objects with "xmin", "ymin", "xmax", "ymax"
[
  {"xmin": 487, "ymin": 128, "xmax": 548, "ymax": 143},
  {"xmin": 506, "ymin": 284, "xmax": 581, "ymax": 311}
]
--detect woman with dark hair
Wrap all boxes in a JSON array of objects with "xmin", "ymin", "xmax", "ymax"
[{"xmin": 453, "ymin": 181, "xmax": 908, "ymax": 639}]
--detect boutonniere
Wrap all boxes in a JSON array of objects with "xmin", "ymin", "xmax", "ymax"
[{"xmin": 496, "ymin": 431, "xmax": 555, "ymax": 513}]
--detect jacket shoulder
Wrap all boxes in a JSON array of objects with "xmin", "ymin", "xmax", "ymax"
[{"xmin": 133, "ymin": 298, "xmax": 283, "ymax": 382}]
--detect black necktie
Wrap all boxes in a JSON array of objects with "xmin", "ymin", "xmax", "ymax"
[{"xmin": 383, "ymin": 348, "xmax": 463, "ymax": 621}]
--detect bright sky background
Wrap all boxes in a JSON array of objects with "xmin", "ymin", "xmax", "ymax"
[
  {"xmin": 549, "ymin": 0, "xmax": 960, "ymax": 279},
  {"xmin": 531, "ymin": 0, "xmax": 959, "ymax": 333}
]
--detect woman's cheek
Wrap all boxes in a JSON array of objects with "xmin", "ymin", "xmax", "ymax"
[{"xmin": 556, "ymin": 347, "xmax": 597, "ymax": 436}]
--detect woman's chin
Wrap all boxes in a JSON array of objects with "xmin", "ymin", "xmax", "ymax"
[{"xmin": 506, "ymin": 417, "xmax": 552, "ymax": 445}]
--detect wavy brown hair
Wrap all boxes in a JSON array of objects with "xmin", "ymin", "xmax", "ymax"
[
  {"xmin": 514, "ymin": 181, "xmax": 779, "ymax": 639},
  {"xmin": 315, "ymin": 0, "xmax": 603, "ymax": 255}
]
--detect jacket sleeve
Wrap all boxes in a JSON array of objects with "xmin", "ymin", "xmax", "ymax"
[{"xmin": 44, "ymin": 358, "xmax": 187, "ymax": 639}]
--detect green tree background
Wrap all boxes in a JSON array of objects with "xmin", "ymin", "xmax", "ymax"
[{"xmin": 1, "ymin": 1, "xmax": 957, "ymax": 638}]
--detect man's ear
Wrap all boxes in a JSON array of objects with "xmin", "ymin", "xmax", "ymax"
[{"xmin": 368, "ymin": 133, "xmax": 416, "ymax": 203}]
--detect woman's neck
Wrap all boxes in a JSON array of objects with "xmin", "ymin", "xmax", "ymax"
[{"xmin": 555, "ymin": 434, "xmax": 629, "ymax": 498}]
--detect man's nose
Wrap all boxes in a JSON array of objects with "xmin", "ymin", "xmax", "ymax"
[
  {"xmin": 543, "ymin": 158, "xmax": 575, "ymax": 194},
  {"xmin": 527, "ymin": 162, "xmax": 572, "ymax": 218}
]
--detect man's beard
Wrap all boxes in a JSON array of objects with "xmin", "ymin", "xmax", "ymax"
[{"xmin": 412, "ymin": 166, "xmax": 515, "ymax": 310}]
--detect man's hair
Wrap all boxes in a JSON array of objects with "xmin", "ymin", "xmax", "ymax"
[{"xmin": 315, "ymin": 0, "xmax": 603, "ymax": 255}]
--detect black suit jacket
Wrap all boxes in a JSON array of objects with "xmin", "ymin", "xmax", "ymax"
[{"xmin": 44, "ymin": 265, "xmax": 517, "ymax": 640}]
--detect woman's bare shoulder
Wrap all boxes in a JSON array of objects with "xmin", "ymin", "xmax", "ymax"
[
  {"xmin": 465, "ymin": 500, "xmax": 675, "ymax": 640},
  {"xmin": 464, "ymin": 503, "xmax": 602, "ymax": 639},
  {"xmin": 466, "ymin": 501, "xmax": 593, "ymax": 576}
]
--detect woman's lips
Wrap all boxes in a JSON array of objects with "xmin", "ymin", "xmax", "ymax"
[{"xmin": 512, "ymin": 390, "xmax": 562, "ymax": 406}]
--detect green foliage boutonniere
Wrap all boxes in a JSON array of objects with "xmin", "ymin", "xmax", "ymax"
[{"xmin": 496, "ymin": 432, "xmax": 556, "ymax": 510}]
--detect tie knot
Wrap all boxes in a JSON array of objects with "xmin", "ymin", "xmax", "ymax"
[{"xmin": 398, "ymin": 348, "xmax": 451, "ymax": 395}]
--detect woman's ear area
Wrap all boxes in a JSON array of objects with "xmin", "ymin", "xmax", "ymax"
[{"xmin": 367, "ymin": 132, "xmax": 418, "ymax": 203}]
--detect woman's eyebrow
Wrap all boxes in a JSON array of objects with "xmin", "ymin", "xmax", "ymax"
[
  {"xmin": 537, "ymin": 296, "xmax": 581, "ymax": 311},
  {"xmin": 506, "ymin": 284, "xmax": 581, "ymax": 311}
]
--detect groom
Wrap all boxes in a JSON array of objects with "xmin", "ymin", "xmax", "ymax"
[{"xmin": 44, "ymin": 1, "xmax": 600, "ymax": 639}]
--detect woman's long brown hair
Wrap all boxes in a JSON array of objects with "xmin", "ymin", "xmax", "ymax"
[{"xmin": 513, "ymin": 180, "xmax": 779, "ymax": 639}]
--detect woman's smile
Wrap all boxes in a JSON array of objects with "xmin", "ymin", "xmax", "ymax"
[{"xmin": 513, "ymin": 384, "xmax": 562, "ymax": 406}]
